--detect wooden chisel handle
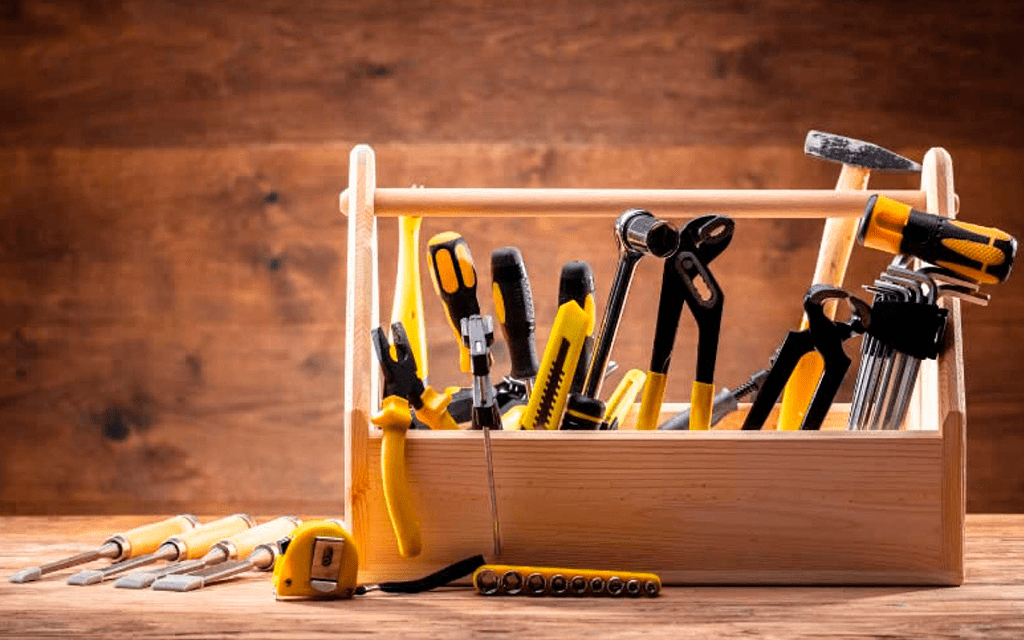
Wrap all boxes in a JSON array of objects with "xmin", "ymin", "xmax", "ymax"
[
  {"xmin": 106, "ymin": 515, "xmax": 199, "ymax": 560},
  {"xmin": 168, "ymin": 514, "xmax": 255, "ymax": 560},
  {"xmin": 220, "ymin": 517, "xmax": 300, "ymax": 559}
]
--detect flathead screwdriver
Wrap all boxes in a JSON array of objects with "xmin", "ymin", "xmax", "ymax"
[
  {"xmin": 8, "ymin": 514, "xmax": 199, "ymax": 583},
  {"xmin": 67, "ymin": 514, "xmax": 254, "ymax": 585}
]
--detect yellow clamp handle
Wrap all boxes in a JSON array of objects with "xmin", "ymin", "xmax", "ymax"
[
  {"xmin": 688, "ymin": 381, "xmax": 715, "ymax": 431},
  {"xmin": 372, "ymin": 396, "xmax": 422, "ymax": 558},
  {"xmin": 416, "ymin": 386, "xmax": 460, "ymax": 430}
]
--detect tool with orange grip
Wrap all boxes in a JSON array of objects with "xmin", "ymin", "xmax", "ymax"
[
  {"xmin": 66, "ymin": 514, "xmax": 255, "ymax": 585},
  {"xmin": 8, "ymin": 515, "xmax": 199, "ymax": 583},
  {"xmin": 427, "ymin": 232, "xmax": 481, "ymax": 373},
  {"xmin": 858, "ymin": 194, "xmax": 1016, "ymax": 285}
]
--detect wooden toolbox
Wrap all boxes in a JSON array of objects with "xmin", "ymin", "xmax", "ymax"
[{"xmin": 341, "ymin": 144, "xmax": 965, "ymax": 585}]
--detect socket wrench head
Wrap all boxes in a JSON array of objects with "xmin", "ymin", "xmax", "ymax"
[{"xmin": 616, "ymin": 209, "xmax": 679, "ymax": 258}]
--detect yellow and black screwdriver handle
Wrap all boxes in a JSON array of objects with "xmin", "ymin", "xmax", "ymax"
[
  {"xmin": 428, "ymin": 232, "xmax": 482, "ymax": 373},
  {"xmin": 859, "ymin": 194, "xmax": 1016, "ymax": 285}
]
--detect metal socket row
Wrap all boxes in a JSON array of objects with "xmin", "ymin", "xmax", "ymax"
[{"xmin": 475, "ymin": 569, "xmax": 659, "ymax": 597}]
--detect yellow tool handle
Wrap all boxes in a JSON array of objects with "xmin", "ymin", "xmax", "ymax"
[
  {"xmin": 635, "ymin": 371, "xmax": 667, "ymax": 431},
  {"xmin": 392, "ymin": 216, "xmax": 429, "ymax": 381},
  {"xmin": 427, "ymin": 231, "xmax": 480, "ymax": 373},
  {"xmin": 859, "ymin": 194, "xmax": 1017, "ymax": 285},
  {"xmin": 520, "ymin": 300, "xmax": 591, "ymax": 430},
  {"xmin": 415, "ymin": 386, "xmax": 460, "ymax": 430},
  {"xmin": 688, "ymin": 381, "xmax": 715, "ymax": 431},
  {"xmin": 501, "ymin": 404, "xmax": 526, "ymax": 430},
  {"xmin": 778, "ymin": 164, "xmax": 869, "ymax": 431},
  {"xmin": 373, "ymin": 396, "xmax": 422, "ymax": 558},
  {"xmin": 107, "ymin": 515, "xmax": 199, "ymax": 559},
  {"xmin": 601, "ymin": 369, "xmax": 645, "ymax": 430},
  {"xmin": 474, "ymin": 564, "xmax": 661, "ymax": 597},
  {"xmin": 223, "ymin": 517, "xmax": 300, "ymax": 559},
  {"xmin": 173, "ymin": 514, "xmax": 255, "ymax": 560}
]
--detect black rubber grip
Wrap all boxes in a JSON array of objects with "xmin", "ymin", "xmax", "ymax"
[
  {"xmin": 492, "ymin": 247, "xmax": 539, "ymax": 379},
  {"xmin": 559, "ymin": 261, "xmax": 595, "ymax": 394}
]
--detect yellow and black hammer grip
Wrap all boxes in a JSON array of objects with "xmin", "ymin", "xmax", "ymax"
[
  {"xmin": 428, "ymin": 232, "xmax": 481, "ymax": 373},
  {"xmin": 859, "ymin": 194, "xmax": 1017, "ymax": 285}
]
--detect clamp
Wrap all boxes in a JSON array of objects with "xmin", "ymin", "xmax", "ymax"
[
  {"xmin": 636, "ymin": 215, "xmax": 735, "ymax": 430},
  {"xmin": 742, "ymin": 285, "xmax": 871, "ymax": 431}
]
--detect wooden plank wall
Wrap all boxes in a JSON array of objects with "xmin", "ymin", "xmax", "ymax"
[{"xmin": 1, "ymin": 0, "xmax": 1021, "ymax": 514}]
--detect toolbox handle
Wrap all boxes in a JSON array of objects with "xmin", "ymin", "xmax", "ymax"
[{"xmin": 340, "ymin": 186, "xmax": 929, "ymax": 219}]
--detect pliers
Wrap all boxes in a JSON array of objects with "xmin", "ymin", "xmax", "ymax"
[
  {"xmin": 373, "ymin": 322, "xmax": 460, "ymax": 432},
  {"xmin": 636, "ymin": 215, "xmax": 735, "ymax": 430},
  {"xmin": 370, "ymin": 323, "xmax": 460, "ymax": 559},
  {"xmin": 742, "ymin": 285, "xmax": 871, "ymax": 431}
]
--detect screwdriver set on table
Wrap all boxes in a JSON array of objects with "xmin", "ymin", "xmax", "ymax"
[{"xmin": 9, "ymin": 131, "xmax": 1017, "ymax": 600}]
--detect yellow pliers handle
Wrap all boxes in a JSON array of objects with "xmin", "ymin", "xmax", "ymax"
[{"xmin": 371, "ymin": 396, "xmax": 422, "ymax": 558}]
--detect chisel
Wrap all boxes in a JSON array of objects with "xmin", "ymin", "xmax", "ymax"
[
  {"xmin": 66, "ymin": 514, "xmax": 254, "ymax": 585},
  {"xmin": 114, "ymin": 516, "xmax": 299, "ymax": 589},
  {"xmin": 8, "ymin": 515, "xmax": 199, "ymax": 583}
]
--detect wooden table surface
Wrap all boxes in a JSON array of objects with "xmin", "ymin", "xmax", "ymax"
[{"xmin": 2, "ymin": 515, "xmax": 1023, "ymax": 639}]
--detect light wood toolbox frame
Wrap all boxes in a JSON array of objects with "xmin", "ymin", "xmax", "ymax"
[{"xmin": 341, "ymin": 144, "xmax": 965, "ymax": 585}]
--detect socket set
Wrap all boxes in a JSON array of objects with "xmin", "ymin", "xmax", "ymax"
[{"xmin": 473, "ymin": 564, "xmax": 661, "ymax": 597}]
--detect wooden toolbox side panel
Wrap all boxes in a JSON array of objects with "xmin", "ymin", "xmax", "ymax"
[{"xmin": 356, "ymin": 430, "xmax": 950, "ymax": 585}]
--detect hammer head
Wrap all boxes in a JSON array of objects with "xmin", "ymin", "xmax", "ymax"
[{"xmin": 805, "ymin": 130, "xmax": 922, "ymax": 173}]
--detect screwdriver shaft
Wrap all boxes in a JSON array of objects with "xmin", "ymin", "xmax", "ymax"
[{"xmin": 483, "ymin": 426, "xmax": 502, "ymax": 557}]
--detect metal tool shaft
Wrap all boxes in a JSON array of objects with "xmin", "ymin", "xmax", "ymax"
[{"xmin": 483, "ymin": 426, "xmax": 502, "ymax": 557}]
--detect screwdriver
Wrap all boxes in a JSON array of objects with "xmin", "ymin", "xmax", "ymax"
[
  {"xmin": 66, "ymin": 514, "xmax": 254, "ymax": 585},
  {"xmin": 114, "ymin": 516, "xmax": 300, "ymax": 589},
  {"xmin": 461, "ymin": 314, "xmax": 503, "ymax": 557},
  {"xmin": 558, "ymin": 261, "xmax": 596, "ymax": 395},
  {"xmin": 8, "ymin": 514, "xmax": 199, "ymax": 583},
  {"xmin": 491, "ymin": 247, "xmax": 539, "ymax": 395},
  {"xmin": 428, "ymin": 232, "xmax": 481, "ymax": 373},
  {"xmin": 859, "ymin": 194, "xmax": 1017, "ymax": 285},
  {"xmin": 659, "ymin": 369, "xmax": 768, "ymax": 430},
  {"xmin": 392, "ymin": 216, "xmax": 428, "ymax": 381}
]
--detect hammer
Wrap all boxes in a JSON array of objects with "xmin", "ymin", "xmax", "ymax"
[{"xmin": 776, "ymin": 131, "xmax": 921, "ymax": 431}]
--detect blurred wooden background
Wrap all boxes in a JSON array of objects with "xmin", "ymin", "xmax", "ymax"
[{"xmin": 1, "ymin": 0, "xmax": 1022, "ymax": 514}]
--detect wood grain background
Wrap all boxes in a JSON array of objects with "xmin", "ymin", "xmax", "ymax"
[{"xmin": 1, "ymin": 0, "xmax": 1021, "ymax": 514}]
